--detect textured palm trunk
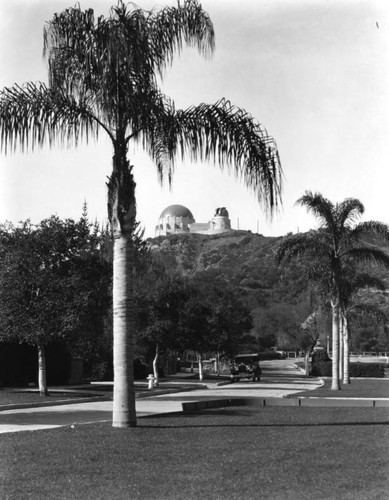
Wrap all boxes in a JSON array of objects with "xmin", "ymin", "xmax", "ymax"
[
  {"xmin": 304, "ymin": 351, "xmax": 310, "ymax": 377},
  {"xmin": 153, "ymin": 344, "xmax": 160, "ymax": 387},
  {"xmin": 112, "ymin": 232, "xmax": 137, "ymax": 426},
  {"xmin": 198, "ymin": 354, "xmax": 203, "ymax": 381},
  {"xmin": 109, "ymin": 150, "xmax": 137, "ymax": 428},
  {"xmin": 339, "ymin": 314, "xmax": 344, "ymax": 381},
  {"xmin": 331, "ymin": 302, "xmax": 341, "ymax": 390},
  {"xmin": 342, "ymin": 312, "xmax": 350, "ymax": 384},
  {"xmin": 37, "ymin": 343, "xmax": 48, "ymax": 396}
]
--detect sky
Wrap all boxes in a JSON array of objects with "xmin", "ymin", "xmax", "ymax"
[{"xmin": 0, "ymin": 0, "xmax": 388, "ymax": 238}]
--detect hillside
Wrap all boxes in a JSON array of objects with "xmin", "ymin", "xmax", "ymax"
[
  {"xmin": 148, "ymin": 230, "xmax": 389, "ymax": 352},
  {"xmin": 149, "ymin": 231, "xmax": 282, "ymax": 300},
  {"xmin": 148, "ymin": 230, "xmax": 312, "ymax": 349}
]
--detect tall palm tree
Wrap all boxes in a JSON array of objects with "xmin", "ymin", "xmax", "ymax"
[
  {"xmin": 277, "ymin": 192, "xmax": 389, "ymax": 390},
  {"xmin": 0, "ymin": 1, "xmax": 282, "ymax": 426}
]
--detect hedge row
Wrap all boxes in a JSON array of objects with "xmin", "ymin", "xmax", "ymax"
[{"xmin": 311, "ymin": 362, "xmax": 386, "ymax": 378}]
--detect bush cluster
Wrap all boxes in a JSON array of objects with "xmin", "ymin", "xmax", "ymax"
[
  {"xmin": 311, "ymin": 361, "xmax": 385, "ymax": 378},
  {"xmin": 311, "ymin": 349, "xmax": 330, "ymax": 364},
  {"xmin": 311, "ymin": 362, "xmax": 332, "ymax": 377},
  {"xmin": 349, "ymin": 362, "xmax": 385, "ymax": 378}
]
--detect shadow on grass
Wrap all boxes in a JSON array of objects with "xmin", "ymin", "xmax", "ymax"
[
  {"xmin": 139, "ymin": 423, "xmax": 389, "ymax": 429},
  {"xmin": 138, "ymin": 407, "xmax": 389, "ymax": 428}
]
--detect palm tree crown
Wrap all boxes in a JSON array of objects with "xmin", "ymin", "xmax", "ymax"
[
  {"xmin": 277, "ymin": 191, "xmax": 389, "ymax": 300},
  {"xmin": 0, "ymin": 1, "xmax": 282, "ymax": 216}
]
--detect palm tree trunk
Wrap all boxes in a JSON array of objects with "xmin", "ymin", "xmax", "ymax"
[
  {"xmin": 37, "ymin": 342, "xmax": 48, "ymax": 396},
  {"xmin": 109, "ymin": 153, "xmax": 137, "ymax": 428},
  {"xmin": 343, "ymin": 313, "xmax": 351, "ymax": 384},
  {"xmin": 331, "ymin": 301, "xmax": 341, "ymax": 390},
  {"xmin": 198, "ymin": 354, "xmax": 203, "ymax": 381},
  {"xmin": 153, "ymin": 344, "xmax": 160, "ymax": 387},
  {"xmin": 304, "ymin": 351, "xmax": 310, "ymax": 377},
  {"xmin": 339, "ymin": 314, "xmax": 344, "ymax": 381}
]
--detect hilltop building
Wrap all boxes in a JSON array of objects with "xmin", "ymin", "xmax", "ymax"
[{"xmin": 155, "ymin": 204, "xmax": 232, "ymax": 237}]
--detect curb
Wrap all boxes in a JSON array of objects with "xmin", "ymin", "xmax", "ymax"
[
  {"xmin": 0, "ymin": 395, "xmax": 112, "ymax": 412},
  {"xmin": 181, "ymin": 396, "xmax": 389, "ymax": 412},
  {"xmin": 136, "ymin": 384, "xmax": 207, "ymax": 398}
]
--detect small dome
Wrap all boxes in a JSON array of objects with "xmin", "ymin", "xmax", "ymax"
[{"xmin": 159, "ymin": 204, "xmax": 194, "ymax": 220}]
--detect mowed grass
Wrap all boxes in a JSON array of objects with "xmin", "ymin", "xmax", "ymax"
[
  {"xmin": 298, "ymin": 378, "xmax": 389, "ymax": 398},
  {"xmin": 0, "ymin": 385, "xmax": 151, "ymax": 407},
  {"xmin": 0, "ymin": 391, "xmax": 88, "ymax": 406},
  {"xmin": 1, "ymin": 406, "xmax": 388, "ymax": 500}
]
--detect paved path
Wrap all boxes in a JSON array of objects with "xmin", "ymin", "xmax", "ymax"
[{"xmin": 0, "ymin": 361, "xmax": 324, "ymax": 434}]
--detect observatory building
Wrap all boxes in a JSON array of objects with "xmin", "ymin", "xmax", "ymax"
[{"xmin": 155, "ymin": 204, "xmax": 232, "ymax": 237}]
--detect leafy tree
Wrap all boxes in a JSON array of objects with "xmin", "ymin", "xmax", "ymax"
[
  {"xmin": 135, "ymin": 265, "xmax": 252, "ymax": 381},
  {"xmin": 0, "ymin": 1, "xmax": 282, "ymax": 426},
  {"xmin": 252, "ymin": 302, "xmax": 310, "ymax": 352},
  {"xmin": 0, "ymin": 214, "xmax": 110, "ymax": 394},
  {"xmin": 135, "ymin": 266, "xmax": 190, "ymax": 385},
  {"xmin": 277, "ymin": 192, "xmax": 389, "ymax": 390},
  {"xmin": 179, "ymin": 271, "xmax": 253, "ymax": 379}
]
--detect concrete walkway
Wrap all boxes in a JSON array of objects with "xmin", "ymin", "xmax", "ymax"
[{"xmin": 0, "ymin": 360, "xmax": 387, "ymax": 434}]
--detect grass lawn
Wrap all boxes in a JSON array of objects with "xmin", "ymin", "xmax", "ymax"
[
  {"xmin": 1, "ymin": 406, "xmax": 388, "ymax": 500},
  {"xmin": 0, "ymin": 390, "xmax": 90, "ymax": 406},
  {"xmin": 298, "ymin": 378, "xmax": 389, "ymax": 398},
  {"xmin": 0, "ymin": 381, "xmax": 197, "ymax": 407}
]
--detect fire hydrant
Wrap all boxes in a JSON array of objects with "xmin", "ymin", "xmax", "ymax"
[{"xmin": 147, "ymin": 374, "xmax": 155, "ymax": 390}]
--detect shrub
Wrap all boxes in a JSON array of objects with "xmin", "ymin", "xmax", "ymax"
[
  {"xmin": 311, "ymin": 361, "xmax": 332, "ymax": 377},
  {"xmin": 311, "ymin": 349, "xmax": 330, "ymax": 364},
  {"xmin": 85, "ymin": 360, "xmax": 113, "ymax": 382},
  {"xmin": 311, "ymin": 361, "xmax": 385, "ymax": 378},
  {"xmin": 134, "ymin": 359, "xmax": 149, "ymax": 379},
  {"xmin": 349, "ymin": 363, "xmax": 385, "ymax": 378}
]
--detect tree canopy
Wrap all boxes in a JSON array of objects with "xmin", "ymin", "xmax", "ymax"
[{"xmin": 0, "ymin": 212, "xmax": 111, "ymax": 393}]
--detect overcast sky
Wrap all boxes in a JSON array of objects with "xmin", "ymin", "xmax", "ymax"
[{"xmin": 0, "ymin": 0, "xmax": 388, "ymax": 237}]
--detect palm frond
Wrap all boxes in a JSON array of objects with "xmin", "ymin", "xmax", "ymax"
[
  {"xmin": 339, "ymin": 270, "xmax": 386, "ymax": 308},
  {"xmin": 346, "ymin": 246, "xmax": 389, "ymax": 269},
  {"xmin": 351, "ymin": 221, "xmax": 389, "ymax": 242},
  {"xmin": 150, "ymin": 0, "xmax": 215, "ymax": 73},
  {"xmin": 0, "ymin": 83, "xmax": 101, "ymax": 154},
  {"xmin": 350, "ymin": 273, "xmax": 386, "ymax": 293},
  {"xmin": 337, "ymin": 198, "xmax": 364, "ymax": 229},
  {"xmin": 276, "ymin": 231, "xmax": 330, "ymax": 265},
  {"xmin": 350, "ymin": 303, "xmax": 387, "ymax": 324},
  {"xmin": 148, "ymin": 98, "xmax": 282, "ymax": 214},
  {"xmin": 296, "ymin": 191, "xmax": 335, "ymax": 230}
]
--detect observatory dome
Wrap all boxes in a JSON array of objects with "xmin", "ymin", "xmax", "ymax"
[{"xmin": 159, "ymin": 205, "xmax": 194, "ymax": 220}]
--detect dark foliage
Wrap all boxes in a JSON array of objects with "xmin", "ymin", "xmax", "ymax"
[
  {"xmin": 311, "ymin": 349, "xmax": 331, "ymax": 364},
  {"xmin": 0, "ymin": 211, "xmax": 112, "ymax": 386},
  {"xmin": 311, "ymin": 361, "xmax": 385, "ymax": 378},
  {"xmin": 349, "ymin": 363, "xmax": 385, "ymax": 378}
]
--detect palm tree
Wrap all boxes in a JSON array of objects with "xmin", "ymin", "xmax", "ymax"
[
  {"xmin": 277, "ymin": 192, "xmax": 389, "ymax": 390},
  {"xmin": 0, "ymin": 1, "xmax": 282, "ymax": 427}
]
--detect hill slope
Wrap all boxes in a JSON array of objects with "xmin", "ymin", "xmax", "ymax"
[{"xmin": 148, "ymin": 230, "xmax": 389, "ymax": 352}]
